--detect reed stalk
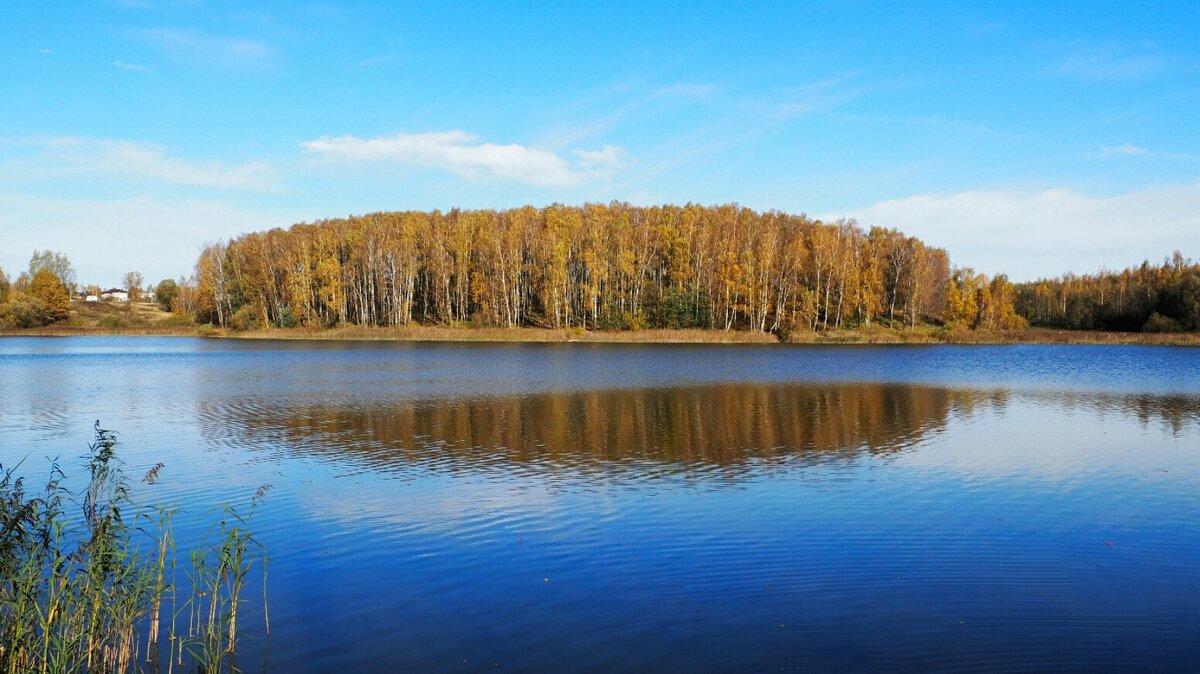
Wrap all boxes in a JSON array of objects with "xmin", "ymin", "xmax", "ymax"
[{"xmin": 0, "ymin": 422, "xmax": 269, "ymax": 674}]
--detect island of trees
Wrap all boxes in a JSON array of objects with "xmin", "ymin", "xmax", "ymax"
[{"xmin": 1, "ymin": 203, "xmax": 1197, "ymax": 339}]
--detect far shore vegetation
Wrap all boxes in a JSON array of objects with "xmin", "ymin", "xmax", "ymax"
[{"xmin": 2, "ymin": 204, "xmax": 1198, "ymax": 344}]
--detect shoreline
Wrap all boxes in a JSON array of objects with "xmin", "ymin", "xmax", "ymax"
[{"xmin": 3, "ymin": 324, "xmax": 1198, "ymax": 346}]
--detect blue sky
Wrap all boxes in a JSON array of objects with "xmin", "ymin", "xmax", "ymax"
[{"xmin": 2, "ymin": 1, "xmax": 1198, "ymax": 285}]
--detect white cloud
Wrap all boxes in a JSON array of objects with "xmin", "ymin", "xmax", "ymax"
[
  {"xmin": 833, "ymin": 184, "xmax": 1200, "ymax": 281},
  {"xmin": 136, "ymin": 28, "xmax": 273, "ymax": 67},
  {"xmin": 1099, "ymin": 143, "xmax": 1148, "ymax": 157},
  {"xmin": 653, "ymin": 83, "xmax": 717, "ymax": 100},
  {"xmin": 1092, "ymin": 143, "xmax": 1194, "ymax": 160},
  {"xmin": 112, "ymin": 60, "xmax": 149, "ymax": 72},
  {"xmin": 571, "ymin": 146, "xmax": 627, "ymax": 170},
  {"xmin": 1, "ymin": 137, "xmax": 279, "ymax": 192},
  {"xmin": 1052, "ymin": 41, "xmax": 1167, "ymax": 81},
  {"xmin": 745, "ymin": 70, "xmax": 892, "ymax": 120},
  {"xmin": 301, "ymin": 131, "xmax": 626, "ymax": 187}
]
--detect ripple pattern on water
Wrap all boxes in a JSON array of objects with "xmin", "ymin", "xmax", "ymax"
[{"xmin": 3, "ymin": 338, "xmax": 1200, "ymax": 672}]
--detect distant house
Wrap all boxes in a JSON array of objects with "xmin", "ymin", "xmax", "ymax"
[
  {"xmin": 85, "ymin": 294, "xmax": 100, "ymax": 302},
  {"xmin": 101, "ymin": 288, "xmax": 129, "ymax": 302}
]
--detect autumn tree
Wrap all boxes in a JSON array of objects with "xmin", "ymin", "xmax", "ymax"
[
  {"xmin": 123, "ymin": 271, "xmax": 144, "ymax": 301},
  {"xmin": 155, "ymin": 278, "xmax": 179, "ymax": 312},
  {"xmin": 29, "ymin": 268, "xmax": 71, "ymax": 323},
  {"xmin": 0, "ymin": 266, "xmax": 10, "ymax": 304},
  {"xmin": 945, "ymin": 267, "xmax": 983, "ymax": 327},
  {"xmin": 1014, "ymin": 252, "xmax": 1200, "ymax": 332},
  {"xmin": 29, "ymin": 250, "xmax": 76, "ymax": 295},
  {"xmin": 186, "ymin": 203, "xmax": 975, "ymax": 335}
]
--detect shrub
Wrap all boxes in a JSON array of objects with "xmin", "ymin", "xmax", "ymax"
[
  {"xmin": 161, "ymin": 311, "xmax": 196, "ymax": 326},
  {"xmin": 98, "ymin": 314, "xmax": 130, "ymax": 328},
  {"xmin": 0, "ymin": 293, "xmax": 49, "ymax": 328},
  {"xmin": 656, "ymin": 290, "xmax": 715, "ymax": 329},
  {"xmin": 229, "ymin": 304, "xmax": 265, "ymax": 331},
  {"xmin": 1142, "ymin": 312, "xmax": 1182, "ymax": 333},
  {"xmin": 274, "ymin": 306, "xmax": 298, "ymax": 328}
]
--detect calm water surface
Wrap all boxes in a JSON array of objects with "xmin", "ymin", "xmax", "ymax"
[{"xmin": 2, "ymin": 337, "xmax": 1199, "ymax": 672}]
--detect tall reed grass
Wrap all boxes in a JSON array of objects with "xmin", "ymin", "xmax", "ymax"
[{"xmin": 0, "ymin": 422, "xmax": 268, "ymax": 673}]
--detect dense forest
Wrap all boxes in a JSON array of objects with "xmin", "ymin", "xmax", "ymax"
[
  {"xmin": 2, "ymin": 203, "xmax": 1196, "ymax": 335},
  {"xmin": 172, "ymin": 203, "xmax": 1025, "ymax": 334},
  {"xmin": 1014, "ymin": 252, "xmax": 1200, "ymax": 332}
]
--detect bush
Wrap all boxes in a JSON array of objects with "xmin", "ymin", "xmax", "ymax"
[
  {"xmin": 98, "ymin": 314, "xmax": 130, "ymax": 328},
  {"xmin": 274, "ymin": 306, "xmax": 298, "ymax": 328},
  {"xmin": 0, "ymin": 293, "xmax": 49, "ymax": 328},
  {"xmin": 196, "ymin": 323, "xmax": 220, "ymax": 337},
  {"xmin": 228, "ymin": 304, "xmax": 265, "ymax": 331},
  {"xmin": 1142, "ymin": 312, "xmax": 1182, "ymax": 333},
  {"xmin": 161, "ymin": 311, "xmax": 196, "ymax": 326},
  {"xmin": 656, "ymin": 290, "xmax": 715, "ymax": 329}
]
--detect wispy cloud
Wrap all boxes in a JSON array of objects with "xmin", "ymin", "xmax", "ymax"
[
  {"xmin": 136, "ymin": 28, "xmax": 273, "ymax": 67},
  {"xmin": 966, "ymin": 21, "xmax": 1006, "ymax": 37},
  {"xmin": 653, "ymin": 83, "xmax": 717, "ymax": 101},
  {"xmin": 1, "ymin": 137, "xmax": 279, "ymax": 192},
  {"xmin": 1090, "ymin": 143, "xmax": 1195, "ymax": 160},
  {"xmin": 1099, "ymin": 142, "xmax": 1148, "ymax": 157},
  {"xmin": 37, "ymin": 48, "xmax": 53, "ymax": 55},
  {"xmin": 834, "ymin": 184, "xmax": 1200, "ymax": 280},
  {"xmin": 112, "ymin": 60, "xmax": 150, "ymax": 72},
  {"xmin": 358, "ymin": 53, "xmax": 404, "ymax": 68},
  {"xmin": 745, "ymin": 70, "xmax": 894, "ymax": 120},
  {"xmin": 301, "ymin": 131, "xmax": 627, "ymax": 187},
  {"xmin": 1051, "ymin": 40, "xmax": 1168, "ymax": 81}
]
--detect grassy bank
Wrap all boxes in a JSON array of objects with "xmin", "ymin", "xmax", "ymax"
[
  {"xmin": 4, "ymin": 317, "xmax": 1198, "ymax": 345},
  {"xmin": 221, "ymin": 324, "xmax": 782, "ymax": 343},
  {"xmin": 0, "ymin": 299, "xmax": 193, "ymax": 336},
  {"xmin": 781, "ymin": 325, "xmax": 1200, "ymax": 346}
]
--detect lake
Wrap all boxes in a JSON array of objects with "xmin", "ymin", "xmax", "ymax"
[{"xmin": 2, "ymin": 337, "xmax": 1199, "ymax": 672}]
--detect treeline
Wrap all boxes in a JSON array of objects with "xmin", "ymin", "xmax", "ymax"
[
  {"xmin": 9, "ymin": 205, "xmax": 1192, "ymax": 336},
  {"xmin": 0, "ymin": 251, "xmax": 171, "ymax": 329},
  {"xmin": 0, "ymin": 251, "xmax": 74, "ymax": 328},
  {"xmin": 180, "ymin": 203, "xmax": 965, "ymax": 333},
  {"xmin": 1015, "ymin": 252, "xmax": 1200, "ymax": 332}
]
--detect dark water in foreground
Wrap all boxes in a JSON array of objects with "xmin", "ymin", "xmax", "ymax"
[{"xmin": 2, "ymin": 337, "xmax": 1199, "ymax": 672}]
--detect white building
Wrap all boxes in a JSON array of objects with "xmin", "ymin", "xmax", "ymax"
[{"xmin": 101, "ymin": 288, "xmax": 129, "ymax": 302}]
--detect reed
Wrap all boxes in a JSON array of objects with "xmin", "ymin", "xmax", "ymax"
[{"xmin": 0, "ymin": 422, "xmax": 268, "ymax": 674}]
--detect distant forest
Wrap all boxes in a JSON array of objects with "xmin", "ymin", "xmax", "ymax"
[
  {"xmin": 2, "ymin": 203, "xmax": 1197, "ymax": 334},
  {"xmin": 1016, "ymin": 252, "xmax": 1200, "ymax": 332},
  {"xmin": 178, "ymin": 203, "xmax": 1006, "ymax": 333}
]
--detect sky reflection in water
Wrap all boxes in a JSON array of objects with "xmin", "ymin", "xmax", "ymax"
[{"xmin": 1, "ymin": 338, "xmax": 1198, "ymax": 672}]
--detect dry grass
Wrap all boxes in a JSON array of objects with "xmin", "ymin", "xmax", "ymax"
[
  {"xmin": 4, "ymin": 315, "xmax": 1197, "ymax": 345},
  {"xmin": 226, "ymin": 324, "xmax": 781, "ymax": 344},
  {"xmin": 0, "ymin": 300, "xmax": 194, "ymax": 336},
  {"xmin": 941, "ymin": 327, "xmax": 1200, "ymax": 346}
]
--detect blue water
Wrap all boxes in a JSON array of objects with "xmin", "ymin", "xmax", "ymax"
[{"xmin": 2, "ymin": 337, "xmax": 1199, "ymax": 672}]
